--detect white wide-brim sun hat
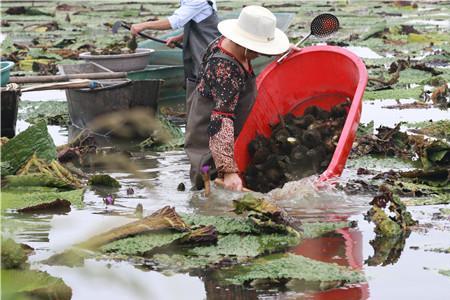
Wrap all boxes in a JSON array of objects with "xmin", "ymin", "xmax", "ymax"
[{"xmin": 218, "ymin": 5, "xmax": 290, "ymax": 56}]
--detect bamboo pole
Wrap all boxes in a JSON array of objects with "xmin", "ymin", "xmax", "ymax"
[
  {"xmin": 20, "ymin": 79, "xmax": 93, "ymax": 92},
  {"xmin": 9, "ymin": 72, "xmax": 127, "ymax": 84}
]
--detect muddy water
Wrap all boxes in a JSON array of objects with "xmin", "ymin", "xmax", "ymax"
[{"xmin": 5, "ymin": 89, "xmax": 450, "ymax": 300}]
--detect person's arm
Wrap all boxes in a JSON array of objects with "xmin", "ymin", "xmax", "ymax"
[
  {"xmin": 166, "ymin": 33, "xmax": 184, "ymax": 48},
  {"xmin": 130, "ymin": 19, "xmax": 172, "ymax": 35},
  {"xmin": 203, "ymin": 57, "xmax": 245, "ymax": 191}
]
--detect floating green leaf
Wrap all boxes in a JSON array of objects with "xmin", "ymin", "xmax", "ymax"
[
  {"xmin": 88, "ymin": 174, "xmax": 121, "ymax": 188},
  {"xmin": 101, "ymin": 231, "xmax": 187, "ymax": 256},
  {"xmin": 1, "ymin": 189, "xmax": 84, "ymax": 211},
  {"xmin": 1, "ymin": 269, "xmax": 71, "ymax": 300},
  {"xmin": 1, "ymin": 121, "xmax": 56, "ymax": 176},
  {"xmin": 212, "ymin": 253, "xmax": 365, "ymax": 286}
]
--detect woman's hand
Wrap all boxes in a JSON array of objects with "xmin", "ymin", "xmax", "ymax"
[
  {"xmin": 130, "ymin": 23, "xmax": 146, "ymax": 36},
  {"xmin": 223, "ymin": 173, "xmax": 243, "ymax": 191},
  {"xmin": 165, "ymin": 34, "xmax": 183, "ymax": 48}
]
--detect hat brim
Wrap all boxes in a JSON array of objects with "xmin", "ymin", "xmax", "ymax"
[{"xmin": 218, "ymin": 19, "xmax": 290, "ymax": 56}]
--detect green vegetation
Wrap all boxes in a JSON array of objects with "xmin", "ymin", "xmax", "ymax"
[
  {"xmin": 212, "ymin": 253, "xmax": 364, "ymax": 286},
  {"xmin": 88, "ymin": 174, "xmax": 121, "ymax": 188},
  {"xmin": 1, "ymin": 189, "xmax": 84, "ymax": 211},
  {"xmin": 0, "ymin": 121, "xmax": 56, "ymax": 176},
  {"xmin": 1, "ymin": 269, "xmax": 72, "ymax": 300}
]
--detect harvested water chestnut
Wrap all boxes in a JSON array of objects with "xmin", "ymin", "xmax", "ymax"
[{"xmin": 244, "ymin": 103, "xmax": 348, "ymax": 193}]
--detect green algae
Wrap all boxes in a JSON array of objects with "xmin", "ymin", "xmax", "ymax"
[
  {"xmin": 88, "ymin": 174, "xmax": 121, "ymax": 188},
  {"xmin": 1, "ymin": 269, "xmax": 72, "ymax": 300},
  {"xmin": 101, "ymin": 231, "xmax": 187, "ymax": 256},
  {"xmin": 1, "ymin": 238, "xmax": 29, "ymax": 270},
  {"xmin": 1, "ymin": 189, "xmax": 84, "ymax": 211},
  {"xmin": 0, "ymin": 121, "xmax": 57, "ymax": 176},
  {"xmin": 212, "ymin": 253, "xmax": 364, "ymax": 286}
]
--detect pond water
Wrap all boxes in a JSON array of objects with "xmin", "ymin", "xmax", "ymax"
[{"xmin": 5, "ymin": 87, "xmax": 449, "ymax": 300}]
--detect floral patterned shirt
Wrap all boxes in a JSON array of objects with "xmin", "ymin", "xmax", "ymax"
[{"xmin": 197, "ymin": 37, "xmax": 253, "ymax": 177}]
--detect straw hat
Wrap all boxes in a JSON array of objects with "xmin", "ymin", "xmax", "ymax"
[{"xmin": 218, "ymin": 5, "xmax": 289, "ymax": 56}]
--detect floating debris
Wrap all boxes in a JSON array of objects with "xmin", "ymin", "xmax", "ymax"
[
  {"xmin": 78, "ymin": 206, "xmax": 189, "ymax": 249},
  {"xmin": 1, "ymin": 238, "xmax": 29, "ymax": 270},
  {"xmin": 177, "ymin": 183, "xmax": 186, "ymax": 191},
  {"xmin": 233, "ymin": 194, "xmax": 301, "ymax": 234},
  {"xmin": 365, "ymin": 186, "xmax": 418, "ymax": 237},
  {"xmin": 17, "ymin": 198, "xmax": 71, "ymax": 214},
  {"xmin": 88, "ymin": 174, "xmax": 121, "ymax": 188}
]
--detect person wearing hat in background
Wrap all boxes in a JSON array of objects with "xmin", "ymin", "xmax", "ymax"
[
  {"xmin": 185, "ymin": 5, "xmax": 292, "ymax": 191},
  {"xmin": 130, "ymin": 0, "xmax": 220, "ymax": 99}
]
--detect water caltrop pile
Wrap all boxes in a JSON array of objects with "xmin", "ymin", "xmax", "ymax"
[{"xmin": 244, "ymin": 103, "xmax": 349, "ymax": 192}]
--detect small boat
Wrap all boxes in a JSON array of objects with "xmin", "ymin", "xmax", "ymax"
[
  {"xmin": 59, "ymin": 63, "xmax": 162, "ymax": 131},
  {"xmin": 1, "ymin": 88, "xmax": 20, "ymax": 138},
  {"xmin": 234, "ymin": 45, "xmax": 368, "ymax": 182}
]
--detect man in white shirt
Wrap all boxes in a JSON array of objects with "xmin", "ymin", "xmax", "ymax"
[{"xmin": 131, "ymin": 0, "xmax": 219, "ymax": 89}]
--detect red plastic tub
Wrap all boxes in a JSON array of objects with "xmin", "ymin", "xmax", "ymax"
[{"xmin": 235, "ymin": 45, "xmax": 368, "ymax": 182}]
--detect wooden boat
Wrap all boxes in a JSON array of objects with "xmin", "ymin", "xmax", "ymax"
[
  {"xmin": 1, "ymin": 88, "xmax": 20, "ymax": 138},
  {"xmin": 59, "ymin": 63, "xmax": 162, "ymax": 131},
  {"xmin": 234, "ymin": 46, "xmax": 368, "ymax": 182}
]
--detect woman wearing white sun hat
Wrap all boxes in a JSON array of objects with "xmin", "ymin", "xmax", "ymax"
[{"xmin": 185, "ymin": 5, "xmax": 291, "ymax": 191}]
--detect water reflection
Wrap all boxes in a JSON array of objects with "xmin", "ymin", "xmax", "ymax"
[{"xmin": 365, "ymin": 232, "xmax": 409, "ymax": 266}]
